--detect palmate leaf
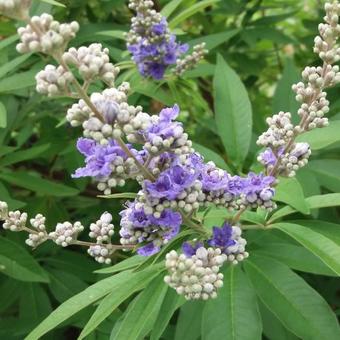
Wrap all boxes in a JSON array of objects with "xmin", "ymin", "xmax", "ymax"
[
  {"xmin": 213, "ymin": 55, "xmax": 252, "ymax": 166},
  {"xmin": 111, "ymin": 275, "xmax": 168, "ymax": 340},
  {"xmin": 272, "ymin": 222, "xmax": 340, "ymax": 276},
  {"xmin": 202, "ymin": 265, "xmax": 262, "ymax": 340},
  {"xmin": 25, "ymin": 266, "xmax": 161, "ymax": 340},
  {"xmin": 244, "ymin": 255, "xmax": 340, "ymax": 340}
]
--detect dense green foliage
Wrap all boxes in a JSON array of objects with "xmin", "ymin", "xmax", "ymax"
[{"xmin": 0, "ymin": 0, "xmax": 339, "ymax": 339}]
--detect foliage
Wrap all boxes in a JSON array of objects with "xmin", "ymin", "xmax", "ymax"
[{"xmin": 0, "ymin": 0, "xmax": 339, "ymax": 339}]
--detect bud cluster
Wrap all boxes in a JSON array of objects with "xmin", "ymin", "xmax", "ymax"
[
  {"xmin": 88, "ymin": 212, "xmax": 115, "ymax": 264},
  {"xmin": 314, "ymin": 2, "xmax": 340, "ymax": 64},
  {"xmin": 17, "ymin": 14, "xmax": 79, "ymax": 55},
  {"xmin": 174, "ymin": 43, "xmax": 208, "ymax": 76},
  {"xmin": 164, "ymin": 247, "xmax": 226, "ymax": 300},
  {"xmin": 49, "ymin": 221, "xmax": 84, "ymax": 247},
  {"xmin": 63, "ymin": 44, "xmax": 120, "ymax": 85},
  {"xmin": 3, "ymin": 210, "xmax": 27, "ymax": 232},
  {"xmin": 0, "ymin": 0, "xmax": 31, "ymax": 20},
  {"xmin": 26, "ymin": 214, "xmax": 48, "ymax": 247},
  {"xmin": 35, "ymin": 65, "xmax": 74, "ymax": 97}
]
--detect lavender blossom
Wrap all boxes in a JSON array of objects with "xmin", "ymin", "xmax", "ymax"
[{"xmin": 126, "ymin": 0, "xmax": 188, "ymax": 79}]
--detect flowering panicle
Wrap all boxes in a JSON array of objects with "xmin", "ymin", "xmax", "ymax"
[
  {"xmin": 126, "ymin": 0, "xmax": 206, "ymax": 79},
  {"xmin": 126, "ymin": 0, "xmax": 188, "ymax": 79},
  {"xmin": 1, "ymin": 0, "xmax": 338, "ymax": 300},
  {"xmin": 257, "ymin": 1, "xmax": 340, "ymax": 178}
]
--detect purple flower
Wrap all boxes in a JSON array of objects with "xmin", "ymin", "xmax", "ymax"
[
  {"xmin": 138, "ymin": 243, "xmax": 160, "ymax": 256},
  {"xmin": 144, "ymin": 104, "xmax": 183, "ymax": 144},
  {"xmin": 120, "ymin": 202, "xmax": 182, "ymax": 256},
  {"xmin": 182, "ymin": 241, "xmax": 203, "ymax": 257},
  {"xmin": 290, "ymin": 143, "xmax": 310, "ymax": 158},
  {"xmin": 207, "ymin": 222, "xmax": 236, "ymax": 251},
  {"xmin": 259, "ymin": 147, "xmax": 284, "ymax": 166},
  {"xmin": 200, "ymin": 163, "xmax": 229, "ymax": 191},
  {"xmin": 73, "ymin": 138, "xmax": 128, "ymax": 178},
  {"xmin": 226, "ymin": 175, "xmax": 247, "ymax": 195},
  {"xmin": 152, "ymin": 18, "xmax": 167, "ymax": 35},
  {"xmin": 127, "ymin": 16, "xmax": 188, "ymax": 80},
  {"xmin": 243, "ymin": 172, "xmax": 275, "ymax": 194},
  {"xmin": 144, "ymin": 162, "xmax": 198, "ymax": 200}
]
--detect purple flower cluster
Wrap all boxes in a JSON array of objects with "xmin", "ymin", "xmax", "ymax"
[
  {"xmin": 72, "ymin": 101, "xmax": 276, "ymax": 257},
  {"xmin": 127, "ymin": 2, "xmax": 188, "ymax": 79},
  {"xmin": 128, "ymin": 34, "xmax": 188, "ymax": 80},
  {"xmin": 144, "ymin": 160, "xmax": 199, "ymax": 200},
  {"xmin": 72, "ymin": 138, "xmax": 142, "ymax": 179},
  {"xmin": 120, "ymin": 202, "xmax": 182, "ymax": 255}
]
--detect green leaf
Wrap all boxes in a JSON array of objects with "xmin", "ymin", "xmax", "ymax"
[
  {"xmin": 0, "ymin": 70, "xmax": 37, "ymax": 93},
  {"xmin": 0, "ymin": 34, "xmax": 18, "ymax": 51},
  {"xmin": 25, "ymin": 269, "xmax": 156, "ymax": 340},
  {"xmin": 0, "ymin": 278, "xmax": 22, "ymax": 313},
  {"xmin": 254, "ymin": 243, "xmax": 337, "ymax": 276},
  {"xmin": 297, "ymin": 120, "xmax": 340, "ymax": 150},
  {"xmin": 150, "ymin": 288, "xmax": 185, "ymax": 340},
  {"xmin": 0, "ymin": 237, "xmax": 49, "ymax": 283},
  {"xmin": 39, "ymin": 0, "xmax": 66, "ymax": 7},
  {"xmin": 19, "ymin": 283, "xmax": 52, "ymax": 322},
  {"xmin": 214, "ymin": 55, "xmax": 252, "ymax": 165},
  {"xmin": 169, "ymin": 0, "xmax": 220, "ymax": 28},
  {"xmin": 273, "ymin": 58, "xmax": 300, "ymax": 123},
  {"xmin": 0, "ymin": 171, "xmax": 79, "ymax": 197},
  {"xmin": 292, "ymin": 220, "xmax": 340, "ymax": 246},
  {"xmin": 0, "ymin": 101, "xmax": 7, "ymax": 128},
  {"xmin": 79, "ymin": 266, "xmax": 163, "ymax": 339},
  {"xmin": 273, "ymin": 222, "xmax": 340, "ymax": 276},
  {"xmin": 97, "ymin": 192, "xmax": 137, "ymax": 200},
  {"xmin": 95, "ymin": 255, "xmax": 146, "ymax": 274},
  {"xmin": 188, "ymin": 29, "xmax": 239, "ymax": 50},
  {"xmin": 0, "ymin": 144, "xmax": 50, "ymax": 167},
  {"xmin": 269, "ymin": 193, "xmax": 340, "ymax": 222},
  {"xmin": 308, "ymin": 160, "xmax": 340, "ymax": 192},
  {"xmin": 274, "ymin": 177, "xmax": 309, "ymax": 214},
  {"xmin": 161, "ymin": 0, "xmax": 185, "ymax": 17},
  {"xmin": 202, "ymin": 265, "xmax": 262, "ymax": 340},
  {"xmin": 95, "ymin": 30, "xmax": 126, "ymax": 40},
  {"xmin": 175, "ymin": 301, "xmax": 204, "ymax": 340},
  {"xmin": 259, "ymin": 301, "xmax": 299, "ymax": 340},
  {"xmin": 0, "ymin": 54, "xmax": 32, "ymax": 79},
  {"xmin": 244, "ymin": 255, "xmax": 340, "ymax": 340},
  {"xmin": 192, "ymin": 142, "xmax": 230, "ymax": 171},
  {"xmin": 48, "ymin": 269, "xmax": 88, "ymax": 303},
  {"xmin": 111, "ymin": 275, "xmax": 168, "ymax": 340}
]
